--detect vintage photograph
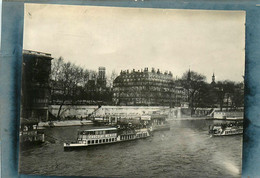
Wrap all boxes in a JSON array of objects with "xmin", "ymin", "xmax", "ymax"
[{"xmin": 19, "ymin": 3, "xmax": 245, "ymax": 177}]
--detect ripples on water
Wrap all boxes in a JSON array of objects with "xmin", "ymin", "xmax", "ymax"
[{"xmin": 19, "ymin": 119, "xmax": 242, "ymax": 178}]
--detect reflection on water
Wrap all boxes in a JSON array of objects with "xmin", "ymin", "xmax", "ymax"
[{"xmin": 19, "ymin": 119, "xmax": 242, "ymax": 177}]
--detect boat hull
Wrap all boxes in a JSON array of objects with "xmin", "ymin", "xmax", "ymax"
[{"xmin": 210, "ymin": 131, "xmax": 243, "ymax": 137}]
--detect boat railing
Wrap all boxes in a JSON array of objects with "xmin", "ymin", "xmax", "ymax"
[
  {"xmin": 20, "ymin": 130, "xmax": 38, "ymax": 136},
  {"xmin": 79, "ymin": 133, "xmax": 117, "ymax": 140},
  {"xmin": 210, "ymin": 121, "xmax": 243, "ymax": 129}
]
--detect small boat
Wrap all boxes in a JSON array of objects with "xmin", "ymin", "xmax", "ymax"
[
  {"xmin": 209, "ymin": 121, "xmax": 243, "ymax": 137},
  {"xmin": 64, "ymin": 126, "xmax": 151, "ymax": 150},
  {"xmin": 20, "ymin": 122, "xmax": 45, "ymax": 144},
  {"xmin": 149, "ymin": 123, "xmax": 170, "ymax": 132},
  {"xmin": 141, "ymin": 114, "xmax": 170, "ymax": 132}
]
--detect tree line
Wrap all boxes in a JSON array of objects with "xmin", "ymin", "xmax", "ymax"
[
  {"xmin": 179, "ymin": 70, "xmax": 244, "ymax": 115},
  {"xmin": 50, "ymin": 57, "xmax": 117, "ymax": 119},
  {"xmin": 50, "ymin": 57, "xmax": 244, "ymax": 119}
]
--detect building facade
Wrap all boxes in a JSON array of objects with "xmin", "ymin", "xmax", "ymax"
[
  {"xmin": 21, "ymin": 50, "xmax": 53, "ymax": 122},
  {"xmin": 113, "ymin": 68, "xmax": 187, "ymax": 106}
]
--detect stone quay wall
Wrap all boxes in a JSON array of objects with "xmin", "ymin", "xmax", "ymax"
[{"xmin": 49, "ymin": 105, "xmax": 177, "ymax": 119}]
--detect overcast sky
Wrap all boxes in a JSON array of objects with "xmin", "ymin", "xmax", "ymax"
[{"xmin": 24, "ymin": 4, "xmax": 245, "ymax": 82}]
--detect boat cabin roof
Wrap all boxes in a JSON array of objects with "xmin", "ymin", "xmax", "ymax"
[
  {"xmin": 213, "ymin": 126, "xmax": 222, "ymax": 128},
  {"xmin": 82, "ymin": 127, "xmax": 117, "ymax": 132}
]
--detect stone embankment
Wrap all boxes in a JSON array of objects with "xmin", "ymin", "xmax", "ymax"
[{"xmin": 38, "ymin": 120, "xmax": 93, "ymax": 127}]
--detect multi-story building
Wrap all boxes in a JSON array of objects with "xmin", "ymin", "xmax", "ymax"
[
  {"xmin": 113, "ymin": 67, "xmax": 187, "ymax": 106},
  {"xmin": 174, "ymin": 86, "xmax": 189, "ymax": 107},
  {"xmin": 21, "ymin": 50, "xmax": 53, "ymax": 122}
]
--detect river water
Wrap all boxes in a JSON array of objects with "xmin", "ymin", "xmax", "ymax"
[{"xmin": 19, "ymin": 119, "xmax": 242, "ymax": 178}]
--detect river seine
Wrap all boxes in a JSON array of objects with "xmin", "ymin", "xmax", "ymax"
[{"xmin": 19, "ymin": 119, "xmax": 242, "ymax": 177}]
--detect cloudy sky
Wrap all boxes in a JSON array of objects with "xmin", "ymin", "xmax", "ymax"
[{"xmin": 23, "ymin": 4, "xmax": 245, "ymax": 82}]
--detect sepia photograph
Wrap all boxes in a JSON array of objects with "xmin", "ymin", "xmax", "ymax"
[{"xmin": 19, "ymin": 3, "xmax": 245, "ymax": 177}]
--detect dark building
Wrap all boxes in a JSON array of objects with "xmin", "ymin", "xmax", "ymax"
[
  {"xmin": 113, "ymin": 68, "xmax": 187, "ymax": 106},
  {"xmin": 98, "ymin": 67, "xmax": 106, "ymax": 80},
  {"xmin": 97, "ymin": 66, "xmax": 106, "ymax": 88},
  {"xmin": 21, "ymin": 50, "xmax": 53, "ymax": 122}
]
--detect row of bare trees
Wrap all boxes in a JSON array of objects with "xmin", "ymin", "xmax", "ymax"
[
  {"xmin": 50, "ymin": 57, "xmax": 117, "ymax": 119},
  {"xmin": 179, "ymin": 70, "xmax": 244, "ymax": 115}
]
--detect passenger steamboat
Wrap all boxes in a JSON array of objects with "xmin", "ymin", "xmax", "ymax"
[
  {"xmin": 64, "ymin": 125, "xmax": 151, "ymax": 150},
  {"xmin": 209, "ymin": 121, "xmax": 243, "ymax": 137}
]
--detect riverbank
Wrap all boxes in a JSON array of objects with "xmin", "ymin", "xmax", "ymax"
[
  {"xmin": 38, "ymin": 120, "xmax": 93, "ymax": 127},
  {"xmin": 39, "ymin": 117, "xmax": 208, "ymax": 127},
  {"xmin": 168, "ymin": 116, "xmax": 208, "ymax": 121},
  {"xmin": 205, "ymin": 117, "xmax": 244, "ymax": 121}
]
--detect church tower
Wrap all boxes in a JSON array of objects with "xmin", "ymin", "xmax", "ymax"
[
  {"xmin": 211, "ymin": 73, "xmax": 216, "ymax": 85},
  {"xmin": 187, "ymin": 68, "xmax": 191, "ymax": 81}
]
